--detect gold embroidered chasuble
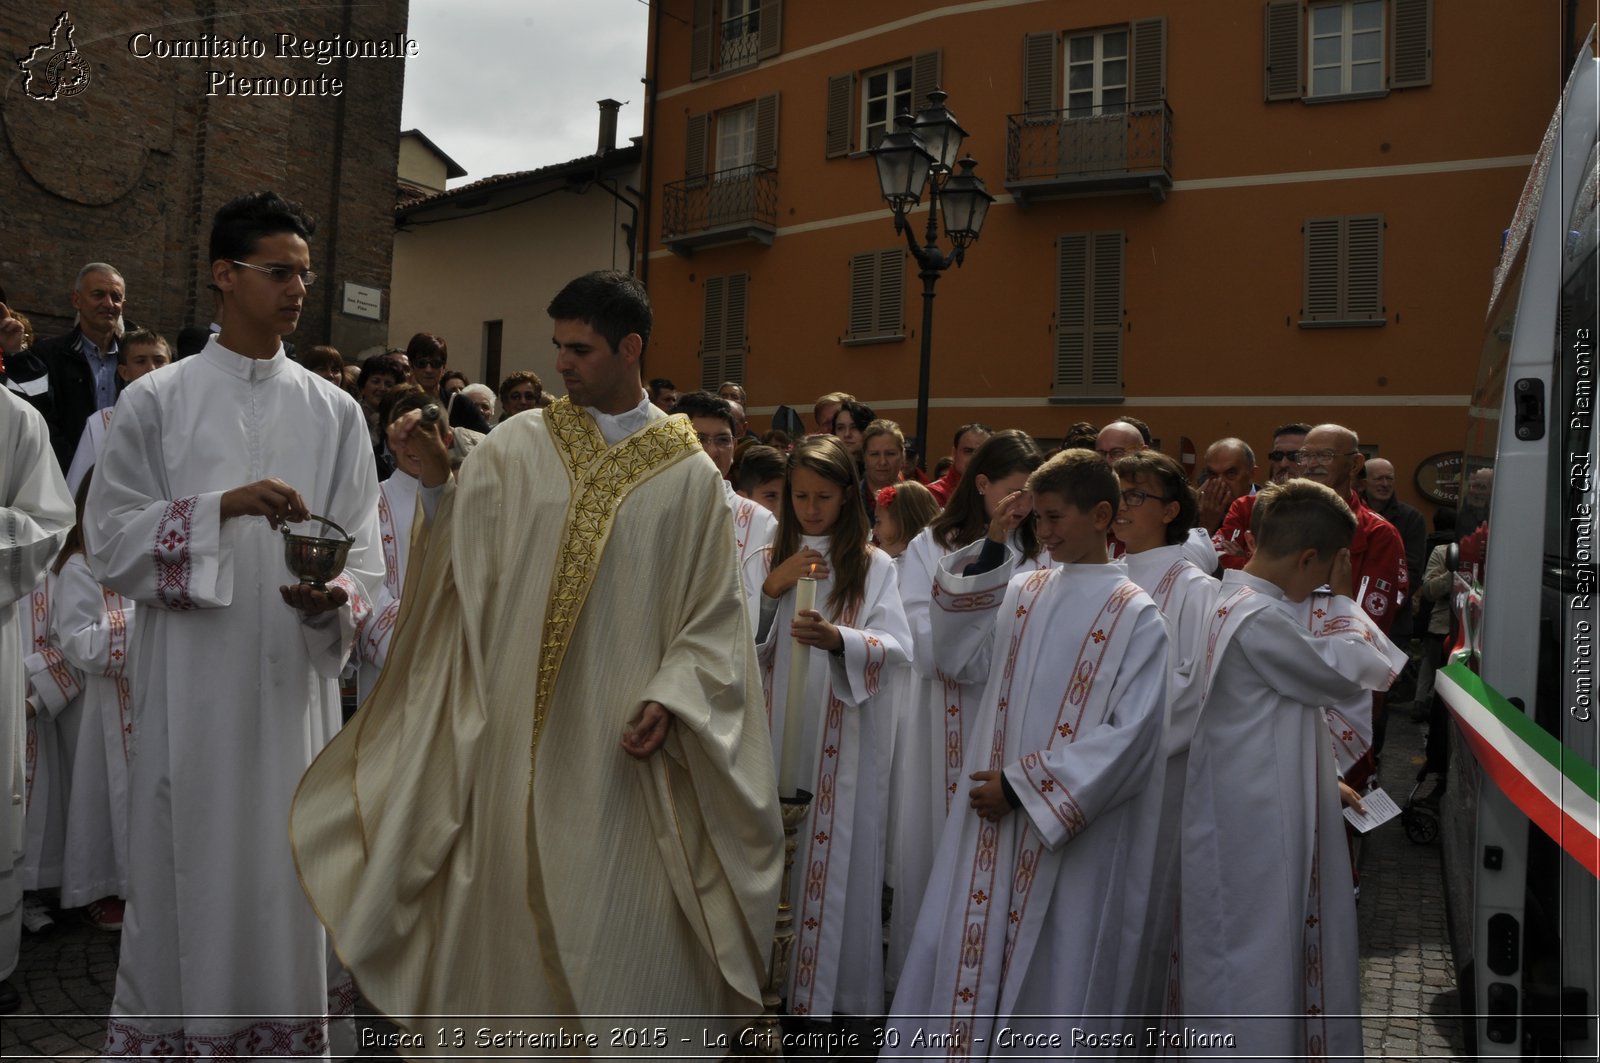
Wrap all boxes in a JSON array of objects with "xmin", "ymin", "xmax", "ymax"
[{"xmin": 292, "ymin": 401, "xmax": 783, "ymax": 1056}]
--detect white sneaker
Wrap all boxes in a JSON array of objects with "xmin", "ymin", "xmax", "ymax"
[{"xmin": 21, "ymin": 895, "xmax": 54, "ymax": 933}]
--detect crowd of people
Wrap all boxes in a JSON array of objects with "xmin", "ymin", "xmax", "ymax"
[{"xmin": 0, "ymin": 188, "xmax": 1486, "ymax": 1057}]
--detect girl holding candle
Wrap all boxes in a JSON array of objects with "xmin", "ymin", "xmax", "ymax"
[
  {"xmin": 883, "ymin": 429, "xmax": 1051, "ymax": 992},
  {"xmin": 744, "ymin": 435, "xmax": 910, "ymax": 1022}
]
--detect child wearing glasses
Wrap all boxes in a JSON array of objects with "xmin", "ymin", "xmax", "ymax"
[{"xmin": 1110, "ymin": 450, "xmax": 1221, "ymax": 1021}]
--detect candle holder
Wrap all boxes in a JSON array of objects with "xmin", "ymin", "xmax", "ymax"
[{"xmin": 747, "ymin": 788, "xmax": 813, "ymax": 1058}]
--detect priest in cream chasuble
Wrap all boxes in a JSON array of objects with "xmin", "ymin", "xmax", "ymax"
[{"xmin": 292, "ymin": 396, "xmax": 783, "ymax": 1055}]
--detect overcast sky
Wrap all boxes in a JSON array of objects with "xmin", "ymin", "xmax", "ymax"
[{"xmin": 401, "ymin": 0, "xmax": 651, "ymax": 186}]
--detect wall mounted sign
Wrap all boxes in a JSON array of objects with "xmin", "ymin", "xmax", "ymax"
[{"xmin": 1415, "ymin": 451, "xmax": 1465, "ymax": 505}]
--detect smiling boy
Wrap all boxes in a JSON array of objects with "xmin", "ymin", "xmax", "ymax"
[{"xmin": 887, "ymin": 449, "xmax": 1170, "ymax": 1054}]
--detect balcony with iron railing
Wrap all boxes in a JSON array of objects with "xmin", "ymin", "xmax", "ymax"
[
  {"xmin": 1005, "ymin": 101, "xmax": 1173, "ymax": 203},
  {"xmin": 717, "ymin": 9, "xmax": 761, "ymax": 73},
  {"xmin": 661, "ymin": 164, "xmax": 778, "ymax": 255}
]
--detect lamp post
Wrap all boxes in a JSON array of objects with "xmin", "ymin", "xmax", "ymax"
[{"xmin": 871, "ymin": 89, "xmax": 993, "ymax": 470}]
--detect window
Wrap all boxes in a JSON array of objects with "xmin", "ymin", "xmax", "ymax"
[
  {"xmin": 691, "ymin": 0, "xmax": 782, "ymax": 80},
  {"xmin": 844, "ymin": 249, "xmax": 905, "ymax": 344},
  {"xmin": 717, "ymin": 103, "xmax": 758, "ymax": 172},
  {"xmin": 1302, "ymin": 214, "xmax": 1385, "ymax": 326},
  {"xmin": 1265, "ymin": 0, "xmax": 1431, "ymax": 102},
  {"xmin": 701, "ymin": 273, "xmax": 749, "ymax": 387},
  {"xmin": 1021, "ymin": 21, "xmax": 1164, "ymax": 119},
  {"xmin": 721, "ymin": 0, "xmax": 760, "ymax": 72},
  {"xmin": 861, "ymin": 62, "xmax": 914, "ymax": 152},
  {"xmin": 1065, "ymin": 29, "xmax": 1128, "ymax": 116},
  {"xmin": 825, "ymin": 51, "xmax": 941, "ymax": 158},
  {"xmin": 1053, "ymin": 232, "xmax": 1123, "ymax": 398},
  {"xmin": 1308, "ymin": 1, "xmax": 1383, "ymax": 97},
  {"xmin": 685, "ymin": 95, "xmax": 778, "ymax": 179}
]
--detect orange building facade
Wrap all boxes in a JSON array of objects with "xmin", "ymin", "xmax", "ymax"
[{"xmin": 638, "ymin": 0, "xmax": 1567, "ymax": 509}]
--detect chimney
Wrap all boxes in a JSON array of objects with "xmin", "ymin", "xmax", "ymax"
[{"xmin": 597, "ymin": 99, "xmax": 622, "ymax": 156}]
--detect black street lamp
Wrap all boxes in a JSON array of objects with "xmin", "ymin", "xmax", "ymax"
[{"xmin": 871, "ymin": 89, "xmax": 993, "ymax": 469}]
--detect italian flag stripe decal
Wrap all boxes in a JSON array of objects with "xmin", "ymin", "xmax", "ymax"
[{"xmin": 1437, "ymin": 660, "xmax": 1600, "ymax": 879}]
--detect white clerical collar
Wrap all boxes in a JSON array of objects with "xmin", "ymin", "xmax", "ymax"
[
  {"xmin": 199, "ymin": 335, "xmax": 288, "ymax": 381},
  {"xmin": 584, "ymin": 390, "xmax": 660, "ymax": 446}
]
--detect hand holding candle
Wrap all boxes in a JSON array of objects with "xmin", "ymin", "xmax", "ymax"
[{"xmin": 778, "ymin": 564, "xmax": 819, "ymax": 796}]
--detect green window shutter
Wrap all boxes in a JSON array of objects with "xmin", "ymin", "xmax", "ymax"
[
  {"xmin": 848, "ymin": 253, "xmax": 877, "ymax": 336},
  {"xmin": 691, "ymin": 0, "xmax": 714, "ymax": 80},
  {"xmin": 686, "ymin": 113, "xmax": 709, "ymax": 180},
  {"xmin": 702, "ymin": 274, "xmax": 726, "ymax": 387},
  {"xmin": 758, "ymin": 0, "xmax": 783, "ymax": 60},
  {"xmin": 826, "ymin": 74, "xmax": 854, "ymax": 158},
  {"xmin": 876, "ymin": 249, "xmax": 904, "ymax": 335},
  {"xmin": 847, "ymin": 250, "xmax": 905, "ymax": 339},
  {"xmin": 1023, "ymin": 31, "xmax": 1059, "ymax": 116},
  {"xmin": 1303, "ymin": 217, "xmax": 1342, "ymax": 320},
  {"xmin": 1264, "ymin": 0, "xmax": 1302, "ymax": 101},
  {"xmin": 1389, "ymin": 0, "xmax": 1432, "ymax": 88},
  {"xmin": 755, "ymin": 93, "xmax": 780, "ymax": 169},
  {"xmin": 722, "ymin": 273, "xmax": 749, "ymax": 384},
  {"xmin": 1130, "ymin": 17, "xmax": 1167, "ymax": 107},
  {"xmin": 1055, "ymin": 234, "xmax": 1089, "ymax": 390},
  {"xmin": 1055, "ymin": 233, "xmax": 1122, "ymax": 395},
  {"xmin": 1344, "ymin": 214, "xmax": 1384, "ymax": 319},
  {"xmin": 911, "ymin": 49, "xmax": 943, "ymax": 111},
  {"xmin": 1089, "ymin": 232, "xmax": 1124, "ymax": 388}
]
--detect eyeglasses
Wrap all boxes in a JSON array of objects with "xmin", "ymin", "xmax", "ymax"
[
  {"xmin": 231, "ymin": 260, "xmax": 316, "ymax": 287},
  {"xmin": 412, "ymin": 358, "xmax": 446, "ymax": 369},
  {"xmin": 1096, "ymin": 447, "xmax": 1130, "ymax": 462},
  {"xmin": 1291, "ymin": 449, "xmax": 1358, "ymax": 465},
  {"xmin": 1268, "ymin": 450, "xmax": 1297, "ymax": 463},
  {"xmin": 1120, "ymin": 489, "xmax": 1173, "ymax": 508},
  {"xmin": 696, "ymin": 432, "xmax": 735, "ymax": 448}
]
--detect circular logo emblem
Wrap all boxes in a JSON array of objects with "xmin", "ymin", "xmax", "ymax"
[{"xmin": 46, "ymin": 49, "xmax": 91, "ymax": 98}]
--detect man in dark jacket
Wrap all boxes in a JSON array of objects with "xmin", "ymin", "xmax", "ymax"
[{"xmin": 35, "ymin": 263, "xmax": 132, "ymax": 469}]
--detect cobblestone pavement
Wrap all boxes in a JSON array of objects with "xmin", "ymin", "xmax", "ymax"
[
  {"xmin": 3, "ymin": 717, "xmax": 1468, "ymax": 1060},
  {"xmin": 1358, "ymin": 710, "xmax": 1469, "ymax": 1060}
]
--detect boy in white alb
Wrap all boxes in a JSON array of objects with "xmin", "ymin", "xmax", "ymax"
[
  {"xmin": 1177, "ymin": 479, "xmax": 1401, "ymax": 1058},
  {"xmin": 887, "ymin": 449, "xmax": 1169, "ymax": 1055},
  {"xmin": 87, "ymin": 192, "xmax": 380, "ymax": 1056}
]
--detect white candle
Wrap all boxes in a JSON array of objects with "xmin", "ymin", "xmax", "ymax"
[{"xmin": 779, "ymin": 574, "xmax": 818, "ymax": 796}]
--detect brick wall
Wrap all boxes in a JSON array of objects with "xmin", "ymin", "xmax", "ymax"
[{"xmin": 0, "ymin": 0, "xmax": 408, "ymax": 357}]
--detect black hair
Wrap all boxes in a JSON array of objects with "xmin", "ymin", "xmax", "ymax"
[
  {"xmin": 358, "ymin": 353, "xmax": 407, "ymax": 389},
  {"xmin": 734, "ymin": 444, "xmax": 786, "ymax": 493},
  {"xmin": 670, "ymin": 390, "xmax": 736, "ymax": 433},
  {"xmin": 834, "ymin": 400, "xmax": 876, "ymax": 433},
  {"xmin": 209, "ymin": 191, "xmax": 315, "ymax": 264},
  {"xmin": 548, "ymin": 270, "xmax": 652, "ymax": 356},
  {"xmin": 951, "ymin": 422, "xmax": 992, "ymax": 447}
]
